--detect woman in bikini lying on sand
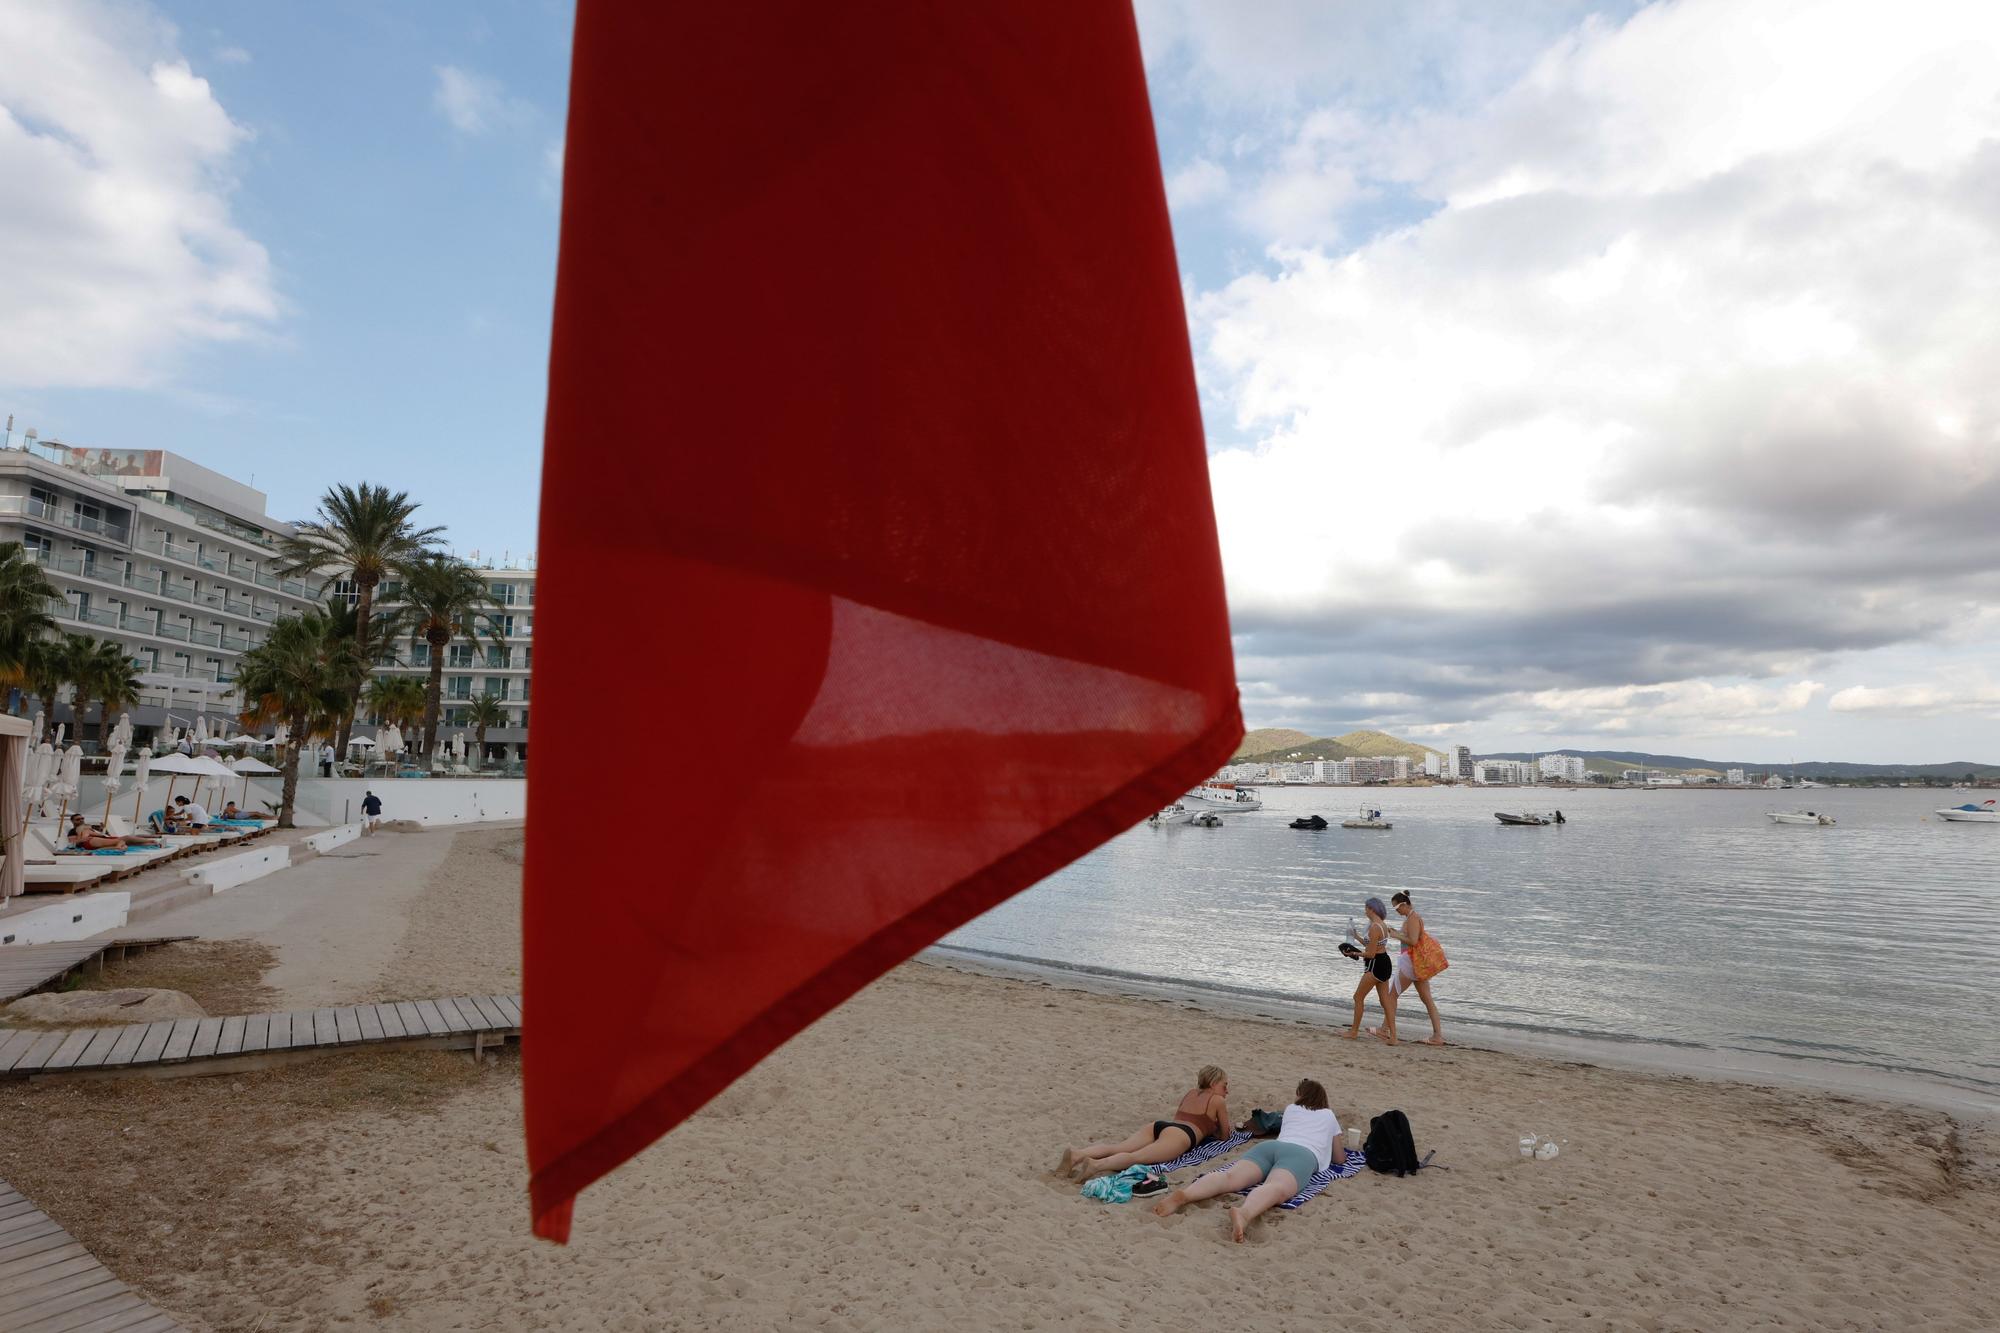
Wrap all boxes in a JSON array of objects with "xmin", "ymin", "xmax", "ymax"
[
  {"xmin": 1059, "ymin": 1065, "xmax": 1230, "ymax": 1181},
  {"xmin": 1342, "ymin": 897, "xmax": 1398, "ymax": 1045},
  {"xmin": 1150, "ymin": 1078, "xmax": 1340, "ymax": 1242}
]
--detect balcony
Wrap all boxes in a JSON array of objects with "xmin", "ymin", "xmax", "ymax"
[{"xmin": 4, "ymin": 495, "xmax": 134, "ymax": 544}]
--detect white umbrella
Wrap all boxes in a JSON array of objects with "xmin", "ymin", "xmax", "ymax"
[
  {"xmin": 147, "ymin": 749, "xmax": 206, "ymax": 810},
  {"xmin": 192, "ymin": 716, "xmax": 208, "ymax": 747},
  {"xmin": 378, "ymin": 724, "xmax": 403, "ymax": 763},
  {"xmin": 28, "ymin": 708, "xmax": 42, "ymax": 746},
  {"xmin": 21, "ymin": 742, "xmax": 52, "ymax": 821},
  {"xmin": 110, "ymin": 713, "xmax": 133, "ymax": 752},
  {"xmin": 185, "ymin": 754, "xmax": 236, "ymax": 811},
  {"xmin": 348, "ymin": 736, "xmax": 377, "ymax": 748},
  {"xmin": 53, "ymin": 745, "xmax": 82, "ymax": 826},
  {"xmin": 129, "ymin": 746, "xmax": 154, "ymax": 826},
  {"xmin": 53, "ymin": 722, "xmax": 65, "ymax": 749},
  {"xmin": 230, "ymin": 754, "xmax": 281, "ymax": 806},
  {"xmin": 99, "ymin": 739, "xmax": 128, "ymax": 825}
]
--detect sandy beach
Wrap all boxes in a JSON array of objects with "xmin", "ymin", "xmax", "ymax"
[{"xmin": 2, "ymin": 824, "xmax": 1995, "ymax": 1331}]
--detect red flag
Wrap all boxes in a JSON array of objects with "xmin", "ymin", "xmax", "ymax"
[{"xmin": 525, "ymin": 2, "xmax": 1241, "ymax": 1240}]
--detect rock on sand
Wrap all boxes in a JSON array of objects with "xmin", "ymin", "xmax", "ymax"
[{"xmin": 5, "ymin": 988, "xmax": 206, "ymax": 1026}]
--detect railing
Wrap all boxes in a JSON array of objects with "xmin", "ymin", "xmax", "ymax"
[{"xmin": 187, "ymin": 627, "xmax": 220, "ymax": 647}]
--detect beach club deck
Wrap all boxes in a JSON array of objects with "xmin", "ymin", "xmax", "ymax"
[
  {"xmin": 0, "ymin": 1178, "xmax": 187, "ymax": 1332},
  {"xmin": 0, "ymin": 994, "xmax": 522, "ymax": 1082}
]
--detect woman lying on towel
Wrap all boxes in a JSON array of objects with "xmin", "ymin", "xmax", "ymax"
[
  {"xmin": 1150, "ymin": 1078, "xmax": 1341, "ymax": 1242},
  {"xmin": 1058, "ymin": 1065, "xmax": 1230, "ymax": 1181}
]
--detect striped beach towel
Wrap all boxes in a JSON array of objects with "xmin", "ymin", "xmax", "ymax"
[{"xmin": 1150, "ymin": 1132, "xmax": 1249, "ymax": 1174}]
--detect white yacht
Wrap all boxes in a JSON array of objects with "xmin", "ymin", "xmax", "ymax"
[
  {"xmin": 1185, "ymin": 782, "xmax": 1263, "ymax": 812},
  {"xmin": 1146, "ymin": 803, "xmax": 1188, "ymax": 827},
  {"xmin": 1767, "ymin": 810, "xmax": 1834, "ymax": 826},
  {"xmin": 1935, "ymin": 799, "xmax": 1999, "ymax": 823},
  {"xmin": 1341, "ymin": 807, "xmax": 1392, "ymax": 829}
]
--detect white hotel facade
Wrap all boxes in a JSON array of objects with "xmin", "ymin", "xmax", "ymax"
[{"xmin": 0, "ymin": 439, "xmax": 532, "ymax": 755}]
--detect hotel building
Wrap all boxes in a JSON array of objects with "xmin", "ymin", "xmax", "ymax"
[{"xmin": 0, "ymin": 437, "xmax": 534, "ymax": 756}]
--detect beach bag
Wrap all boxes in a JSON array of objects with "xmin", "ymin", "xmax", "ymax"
[
  {"xmin": 1244, "ymin": 1108, "xmax": 1284, "ymax": 1138},
  {"xmin": 1364, "ymin": 1110, "xmax": 1421, "ymax": 1177},
  {"xmin": 1412, "ymin": 933, "xmax": 1449, "ymax": 982}
]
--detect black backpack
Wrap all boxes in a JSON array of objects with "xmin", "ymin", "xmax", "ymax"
[{"xmin": 1363, "ymin": 1110, "xmax": 1423, "ymax": 1176}]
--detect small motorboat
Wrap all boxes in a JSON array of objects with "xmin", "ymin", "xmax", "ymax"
[
  {"xmin": 1341, "ymin": 807, "xmax": 1392, "ymax": 829},
  {"xmin": 1289, "ymin": 814, "xmax": 1329, "ymax": 830},
  {"xmin": 1188, "ymin": 812, "xmax": 1224, "ymax": 827},
  {"xmin": 1768, "ymin": 810, "xmax": 1835, "ymax": 826},
  {"xmin": 1147, "ymin": 803, "xmax": 1188, "ymax": 827},
  {"xmin": 1494, "ymin": 811, "xmax": 1548, "ymax": 826},
  {"xmin": 1935, "ymin": 799, "xmax": 1999, "ymax": 823}
]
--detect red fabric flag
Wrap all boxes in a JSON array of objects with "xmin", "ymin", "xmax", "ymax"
[{"xmin": 525, "ymin": 2, "xmax": 1241, "ymax": 1241}]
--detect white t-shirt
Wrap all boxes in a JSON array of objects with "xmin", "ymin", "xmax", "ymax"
[
  {"xmin": 181, "ymin": 802, "xmax": 211, "ymax": 825},
  {"xmin": 1278, "ymin": 1104, "xmax": 1341, "ymax": 1172}
]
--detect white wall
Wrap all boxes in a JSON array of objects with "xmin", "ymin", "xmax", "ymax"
[
  {"xmin": 1, "ymin": 892, "xmax": 129, "ymax": 945},
  {"xmin": 291, "ymin": 777, "xmax": 526, "ymax": 827}
]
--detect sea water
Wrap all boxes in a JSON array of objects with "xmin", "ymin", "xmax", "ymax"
[{"xmin": 940, "ymin": 784, "xmax": 2000, "ymax": 1112}]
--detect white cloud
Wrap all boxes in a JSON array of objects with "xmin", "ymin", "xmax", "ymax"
[
  {"xmin": 1166, "ymin": 157, "xmax": 1228, "ymax": 209},
  {"xmin": 1829, "ymin": 681, "xmax": 2000, "ymax": 718},
  {"xmin": 433, "ymin": 64, "xmax": 534, "ymax": 136},
  {"xmin": 0, "ymin": 1, "xmax": 276, "ymax": 388},
  {"xmin": 1173, "ymin": 0, "xmax": 2000, "ymax": 751},
  {"xmin": 212, "ymin": 45, "xmax": 250, "ymax": 65}
]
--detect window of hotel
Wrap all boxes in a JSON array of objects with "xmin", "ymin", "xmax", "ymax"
[
  {"xmin": 23, "ymin": 533, "xmax": 51, "ymax": 560},
  {"xmin": 409, "ymin": 643, "xmax": 430, "ymax": 666},
  {"xmin": 518, "ymin": 709, "xmax": 528, "ymax": 730},
  {"xmin": 486, "ymin": 647, "xmax": 509, "ymax": 668},
  {"xmin": 446, "ymin": 675, "xmax": 473, "ymax": 700},
  {"xmin": 497, "ymin": 614, "xmax": 515, "ymax": 637},
  {"xmin": 490, "ymin": 582, "xmax": 514, "ymax": 605},
  {"xmin": 484, "ymin": 678, "xmax": 508, "ymax": 700}
]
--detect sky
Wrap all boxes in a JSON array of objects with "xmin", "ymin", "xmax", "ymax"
[{"xmin": 3, "ymin": 0, "xmax": 1999, "ymax": 763}]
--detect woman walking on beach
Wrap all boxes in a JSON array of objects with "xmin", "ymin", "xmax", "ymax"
[
  {"xmin": 1387, "ymin": 890, "xmax": 1447, "ymax": 1045},
  {"xmin": 1343, "ymin": 897, "xmax": 1398, "ymax": 1045},
  {"xmin": 1059, "ymin": 1066, "xmax": 1230, "ymax": 1180},
  {"xmin": 1150, "ymin": 1078, "xmax": 1340, "ymax": 1242}
]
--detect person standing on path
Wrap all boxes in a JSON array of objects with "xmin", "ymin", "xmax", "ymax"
[
  {"xmin": 361, "ymin": 789, "xmax": 384, "ymax": 834},
  {"xmin": 321, "ymin": 741, "xmax": 336, "ymax": 777}
]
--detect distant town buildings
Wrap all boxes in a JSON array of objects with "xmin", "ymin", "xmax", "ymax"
[
  {"xmin": 1726, "ymin": 768, "xmax": 1746, "ymax": 784},
  {"xmin": 1538, "ymin": 754, "xmax": 1587, "ymax": 783},
  {"xmin": 1453, "ymin": 745, "xmax": 1473, "ymax": 780},
  {"xmin": 1474, "ymin": 758, "xmax": 1536, "ymax": 784}
]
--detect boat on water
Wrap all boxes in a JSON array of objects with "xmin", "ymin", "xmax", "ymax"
[
  {"xmin": 1341, "ymin": 807, "xmax": 1392, "ymax": 830},
  {"xmin": 1188, "ymin": 811, "xmax": 1224, "ymax": 827},
  {"xmin": 1185, "ymin": 782, "xmax": 1263, "ymax": 812},
  {"xmin": 1289, "ymin": 814, "xmax": 1329, "ymax": 830},
  {"xmin": 1147, "ymin": 803, "xmax": 1188, "ymax": 827},
  {"xmin": 1768, "ymin": 810, "xmax": 1835, "ymax": 826},
  {"xmin": 1495, "ymin": 810, "xmax": 1565, "ymax": 826},
  {"xmin": 1935, "ymin": 799, "xmax": 1999, "ymax": 823}
]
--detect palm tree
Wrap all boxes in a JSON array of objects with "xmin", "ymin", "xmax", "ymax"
[
  {"xmin": 386, "ymin": 553, "xmax": 501, "ymax": 756},
  {"xmin": 0, "ymin": 543, "xmax": 59, "ymax": 706},
  {"xmin": 364, "ymin": 675, "xmax": 426, "ymax": 731},
  {"xmin": 235, "ymin": 610, "xmax": 367, "ymax": 827},
  {"xmin": 19, "ymin": 639, "xmax": 66, "ymax": 742},
  {"xmin": 45, "ymin": 634, "xmax": 101, "ymax": 746},
  {"xmin": 80, "ymin": 640, "xmax": 141, "ymax": 745},
  {"xmin": 463, "ymin": 693, "xmax": 506, "ymax": 768},
  {"xmin": 274, "ymin": 483, "xmax": 444, "ymax": 755}
]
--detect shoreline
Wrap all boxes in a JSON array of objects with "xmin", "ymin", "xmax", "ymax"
[
  {"xmin": 924, "ymin": 943, "xmax": 2000, "ymax": 1127},
  {"xmin": 1, "ymin": 826, "xmax": 1993, "ymax": 1329}
]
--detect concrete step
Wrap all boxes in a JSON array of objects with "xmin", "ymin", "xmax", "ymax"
[{"xmin": 123, "ymin": 876, "xmax": 215, "ymax": 925}]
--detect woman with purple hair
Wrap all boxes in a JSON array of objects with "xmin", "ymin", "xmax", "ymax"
[{"xmin": 1341, "ymin": 896, "xmax": 1399, "ymax": 1045}]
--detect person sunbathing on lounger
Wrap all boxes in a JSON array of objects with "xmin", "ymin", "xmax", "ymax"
[
  {"xmin": 1058, "ymin": 1065, "xmax": 1230, "ymax": 1181},
  {"xmin": 1150, "ymin": 1078, "xmax": 1342, "ymax": 1242},
  {"xmin": 67, "ymin": 814, "xmax": 129, "ymax": 850}
]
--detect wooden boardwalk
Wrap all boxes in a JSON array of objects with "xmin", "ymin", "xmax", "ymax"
[
  {"xmin": 0, "ymin": 940, "xmax": 191, "ymax": 1004},
  {"xmin": 0, "ymin": 1180, "xmax": 185, "ymax": 1331},
  {"xmin": 0, "ymin": 995, "xmax": 521, "ymax": 1082}
]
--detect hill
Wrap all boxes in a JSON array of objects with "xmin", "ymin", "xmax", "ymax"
[
  {"xmin": 1231, "ymin": 728, "xmax": 1314, "ymax": 760},
  {"xmin": 1328, "ymin": 730, "xmax": 1440, "ymax": 763},
  {"xmin": 1236, "ymin": 728, "xmax": 1442, "ymax": 766}
]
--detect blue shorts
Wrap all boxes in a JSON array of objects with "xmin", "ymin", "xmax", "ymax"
[{"xmin": 1242, "ymin": 1141, "xmax": 1318, "ymax": 1189}]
